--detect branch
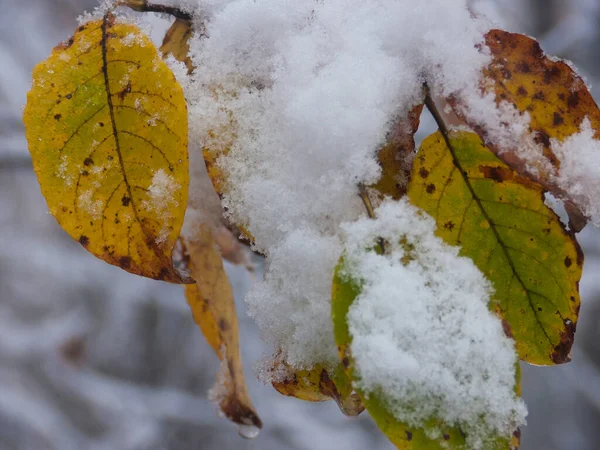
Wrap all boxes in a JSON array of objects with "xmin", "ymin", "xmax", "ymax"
[
  {"xmin": 119, "ymin": 1, "xmax": 193, "ymax": 21},
  {"xmin": 358, "ymin": 183, "xmax": 377, "ymax": 219}
]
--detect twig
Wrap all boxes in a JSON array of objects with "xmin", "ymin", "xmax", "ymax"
[
  {"xmin": 358, "ymin": 184, "xmax": 386, "ymax": 254},
  {"xmin": 358, "ymin": 184, "xmax": 376, "ymax": 220},
  {"xmin": 118, "ymin": 0, "xmax": 193, "ymax": 21}
]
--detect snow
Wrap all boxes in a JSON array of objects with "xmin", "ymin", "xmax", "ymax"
[
  {"xmin": 552, "ymin": 118, "xmax": 600, "ymax": 226},
  {"xmin": 142, "ymin": 168, "xmax": 180, "ymax": 244},
  {"xmin": 77, "ymin": 188, "xmax": 104, "ymax": 220},
  {"xmin": 6, "ymin": 0, "xmax": 600, "ymax": 449},
  {"xmin": 341, "ymin": 199, "xmax": 527, "ymax": 448},
  {"xmin": 177, "ymin": 0, "xmax": 494, "ymax": 370}
]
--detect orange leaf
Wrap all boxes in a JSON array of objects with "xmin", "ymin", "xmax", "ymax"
[
  {"xmin": 451, "ymin": 29, "xmax": 600, "ymax": 231},
  {"xmin": 184, "ymin": 225, "xmax": 261, "ymax": 432},
  {"xmin": 368, "ymin": 103, "xmax": 424, "ymax": 203}
]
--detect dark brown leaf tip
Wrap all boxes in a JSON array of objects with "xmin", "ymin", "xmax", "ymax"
[
  {"xmin": 221, "ymin": 397, "xmax": 263, "ymax": 429},
  {"xmin": 551, "ymin": 318, "xmax": 576, "ymax": 364}
]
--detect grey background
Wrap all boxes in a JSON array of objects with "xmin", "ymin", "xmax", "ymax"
[{"xmin": 1, "ymin": 1, "xmax": 600, "ymax": 449}]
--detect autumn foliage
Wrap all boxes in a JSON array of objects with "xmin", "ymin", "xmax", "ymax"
[{"xmin": 22, "ymin": 2, "xmax": 600, "ymax": 449}]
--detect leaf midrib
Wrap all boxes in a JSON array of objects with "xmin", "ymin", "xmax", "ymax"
[
  {"xmin": 100, "ymin": 16, "xmax": 162, "ymax": 261},
  {"xmin": 438, "ymin": 133, "xmax": 556, "ymax": 349}
]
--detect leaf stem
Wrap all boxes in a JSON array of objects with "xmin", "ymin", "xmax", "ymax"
[
  {"xmin": 358, "ymin": 184, "xmax": 386, "ymax": 254},
  {"xmin": 358, "ymin": 184, "xmax": 376, "ymax": 220},
  {"xmin": 423, "ymin": 83, "xmax": 555, "ymax": 349},
  {"xmin": 423, "ymin": 84, "xmax": 453, "ymax": 151}
]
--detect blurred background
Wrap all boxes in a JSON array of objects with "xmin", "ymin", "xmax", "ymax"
[{"xmin": 1, "ymin": 1, "xmax": 600, "ymax": 449}]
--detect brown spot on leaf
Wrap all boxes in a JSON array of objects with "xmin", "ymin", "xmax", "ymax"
[
  {"xmin": 119, "ymin": 256, "xmax": 132, "ymax": 269},
  {"xmin": 532, "ymin": 91, "xmax": 545, "ymax": 101},
  {"xmin": 516, "ymin": 86, "xmax": 527, "ymax": 96},
  {"xmin": 426, "ymin": 183, "xmax": 436, "ymax": 194},
  {"xmin": 342, "ymin": 356, "xmax": 350, "ymax": 369},
  {"xmin": 405, "ymin": 431, "xmax": 413, "ymax": 441},
  {"xmin": 568, "ymin": 91, "xmax": 580, "ymax": 108},
  {"xmin": 516, "ymin": 62, "xmax": 530, "ymax": 73},
  {"xmin": 117, "ymin": 81, "xmax": 132, "ymax": 100},
  {"xmin": 553, "ymin": 112, "xmax": 565, "ymax": 126},
  {"xmin": 444, "ymin": 221, "xmax": 455, "ymax": 231},
  {"xmin": 564, "ymin": 256, "xmax": 572, "ymax": 268},
  {"xmin": 55, "ymin": 37, "xmax": 75, "ymax": 50},
  {"xmin": 480, "ymin": 165, "xmax": 512, "ymax": 183},
  {"xmin": 419, "ymin": 167, "xmax": 429, "ymax": 179},
  {"xmin": 54, "ymin": 114, "xmax": 62, "ymax": 121},
  {"xmin": 83, "ymin": 157, "xmax": 94, "ymax": 166},
  {"xmin": 501, "ymin": 319, "xmax": 514, "ymax": 338},
  {"xmin": 158, "ymin": 267, "xmax": 169, "ymax": 280},
  {"xmin": 443, "ymin": 434, "xmax": 450, "ymax": 441},
  {"xmin": 121, "ymin": 195, "xmax": 131, "ymax": 207},
  {"xmin": 79, "ymin": 235, "xmax": 90, "ymax": 246},
  {"xmin": 533, "ymin": 130, "xmax": 551, "ymax": 147},
  {"xmin": 551, "ymin": 319, "xmax": 576, "ymax": 364},
  {"xmin": 218, "ymin": 318, "xmax": 229, "ymax": 332}
]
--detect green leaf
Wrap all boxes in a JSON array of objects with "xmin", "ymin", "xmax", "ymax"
[
  {"xmin": 407, "ymin": 131, "xmax": 582, "ymax": 365},
  {"xmin": 331, "ymin": 260, "xmax": 518, "ymax": 450}
]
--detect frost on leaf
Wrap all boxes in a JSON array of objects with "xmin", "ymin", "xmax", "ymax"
[
  {"xmin": 23, "ymin": 15, "xmax": 190, "ymax": 282},
  {"xmin": 332, "ymin": 200, "xmax": 526, "ymax": 450},
  {"xmin": 408, "ymin": 131, "xmax": 582, "ymax": 365},
  {"xmin": 451, "ymin": 29, "xmax": 600, "ymax": 231},
  {"xmin": 184, "ymin": 225, "xmax": 262, "ymax": 433}
]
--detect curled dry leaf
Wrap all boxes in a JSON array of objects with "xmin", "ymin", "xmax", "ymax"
[
  {"xmin": 270, "ymin": 359, "xmax": 364, "ymax": 417},
  {"xmin": 367, "ymin": 103, "xmax": 424, "ymax": 205},
  {"xmin": 408, "ymin": 131, "xmax": 582, "ymax": 365},
  {"xmin": 184, "ymin": 225, "xmax": 262, "ymax": 432},
  {"xmin": 23, "ymin": 16, "xmax": 190, "ymax": 282},
  {"xmin": 160, "ymin": 17, "xmax": 195, "ymax": 74},
  {"xmin": 451, "ymin": 29, "xmax": 600, "ymax": 231}
]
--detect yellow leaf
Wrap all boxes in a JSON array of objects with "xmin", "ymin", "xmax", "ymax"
[
  {"xmin": 24, "ymin": 16, "xmax": 189, "ymax": 282},
  {"xmin": 408, "ymin": 131, "xmax": 582, "ymax": 365},
  {"xmin": 270, "ymin": 359, "xmax": 364, "ymax": 416},
  {"xmin": 184, "ymin": 225, "xmax": 262, "ymax": 431},
  {"xmin": 160, "ymin": 18, "xmax": 194, "ymax": 74}
]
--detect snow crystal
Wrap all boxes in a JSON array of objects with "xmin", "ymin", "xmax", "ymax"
[
  {"xmin": 77, "ymin": 189, "xmax": 103, "ymax": 220},
  {"xmin": 57, "ymin": 154, "xmax": 73, "ymax": 187},
  {"xmin": 551, "ymin": 118, "xmax": 600, "ymax": 226},
  {"xmin": 179, "ymin": 0, "xmax": 494, "ymax": 369},
  {"xmin": 120, "ymin": 32, "xmax": 137, "ymax": 47},
  {"xmin": 341, "ymin": 199, "xmax": 527, "ymax": 448}
]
